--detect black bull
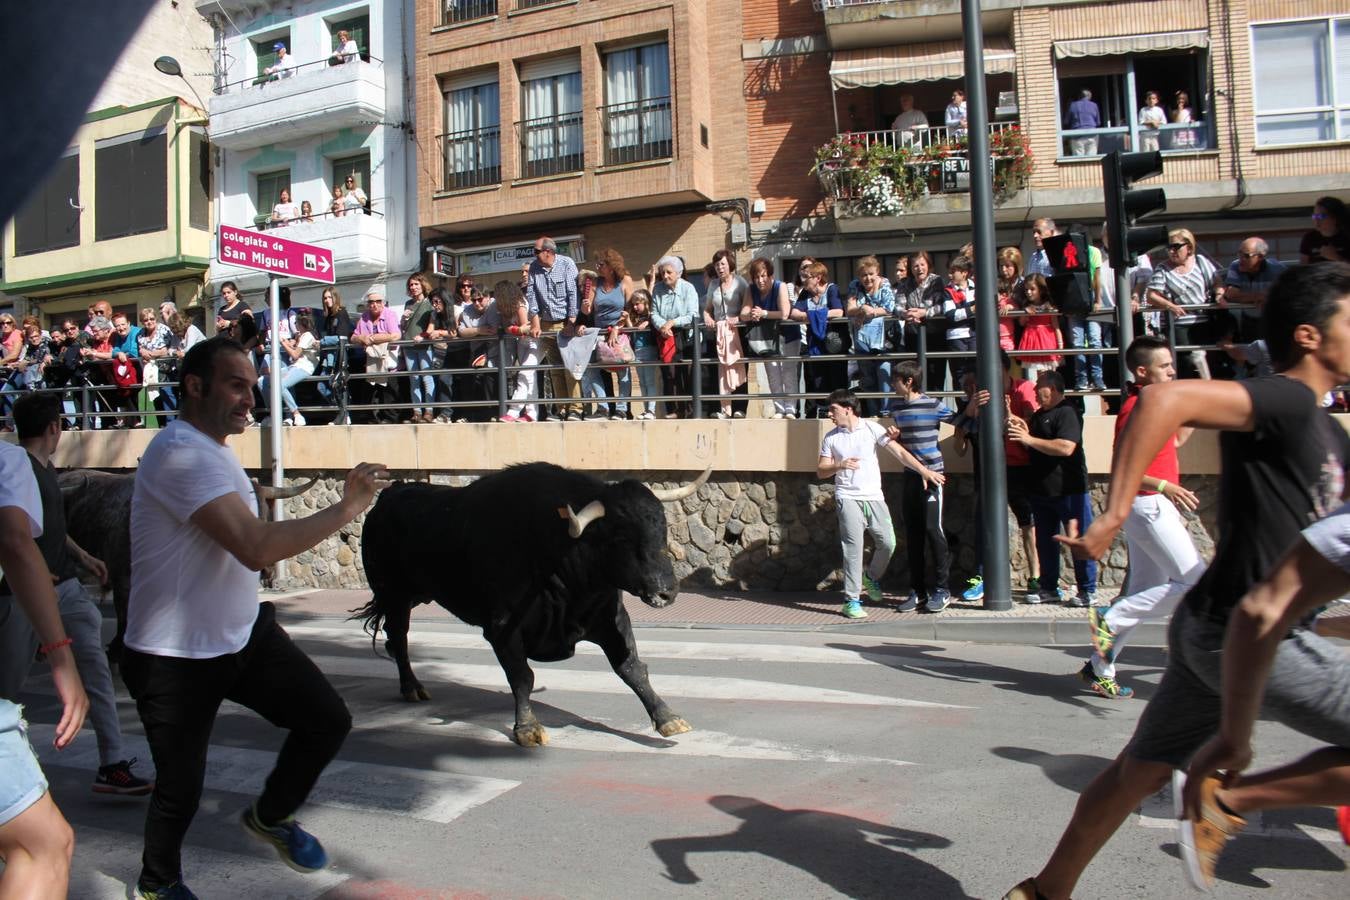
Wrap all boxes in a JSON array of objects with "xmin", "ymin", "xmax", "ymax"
[
  {"xmin": 57, "ymin": 470, "xmax": 317, "ymax": 661},
  {"xmin": 354, "ymin": 462, "xmax": 708, "ymax": 747}
]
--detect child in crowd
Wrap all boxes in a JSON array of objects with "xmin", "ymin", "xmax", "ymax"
[
  {"xmin": 940, "ymin": 255, "xmax": 975, "ymax": 391},
  {"xmin": 1016, "ymin": 273, "xmax": 1062, "ymax": 383},
  {"xmin": 885, "ymin": 360, "xmax": 956, "ymax": 612},
  {"xmin": 817, "ymin": 388, "xmax": 944, "ymax": 620},
  {"xmin": 996, "ymin": 247, "xmax": 1024, "ymax": 353},
  {"xmin": 624, "ymin": 289, "xmax": 659, "ymax": 419}
]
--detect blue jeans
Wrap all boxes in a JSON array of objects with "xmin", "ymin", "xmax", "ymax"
[
  {"xmin": 1069, "ymin": 317, "xmax": 1114, "ymax": 388},
  {"xmin": 1029, "ymin": 493, "xmax": 1097, "ymax": 597},
  {"xmin": 402, "ymin": 344, "xmax": 436, "ymax": 412},
  {"xmin": 853, "ymin": 355, "xmax": 892, "ymax": 417},
  {"xmin": 259, "ymin": 364, "xmax": 310, "ymax": 414},
  {"xmin": 633, "ymin": 344, "xmax": 660, "ymax": 415}
]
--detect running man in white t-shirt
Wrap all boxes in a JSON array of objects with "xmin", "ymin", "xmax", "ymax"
[
  {"xmin": 120, "ymin": 336, "xmax": 389, "ymax": 899},
  {"xmin": 817, "ymin": 388, "xmax": 945, "ymax": 619}
]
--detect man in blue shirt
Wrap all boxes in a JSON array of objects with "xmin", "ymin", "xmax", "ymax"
[
  {"xmin": 525, "ymin": 236, "xmax": 581, "ymax": 420},
  {"xmin": 1065, "ymin": 89, "xmax": 1101, "ymax": 156},
  {"xmin": 1218, "ymin": 237, "xmax": 1288, "ymax": 345}
]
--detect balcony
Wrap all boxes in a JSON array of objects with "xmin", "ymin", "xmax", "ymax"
[
  {"xmin": 208, "ymin": 57, "xmax": 386, "ymax": 151},
  {"xmin": 515, "ymin": 112, "xmax": 584, "ymax": 180},
  {"xmin": 815, "ymin": 123, "xmax": 1032, "ymax": 229},
  {"xmin": 815, "ymin": 0, "xmax": 1017, "ymax": 50},
  {"xmin": 211, "ymin": 206, "xmax": 387, "ymax": 288},
  {"xmin": 438, "ymin": 125, "xmax": 502, "ymax": 191},
  {"xmin": 599, "ymin": 97, "xmax": 673, "ymax": 167},
  {"xmin": 442, "ymin": 0, "xmax": 498, "ymax": 25},
  {"xmin": 1058, "ymin": 122, "xmax": 1214, "ymax": 159}
]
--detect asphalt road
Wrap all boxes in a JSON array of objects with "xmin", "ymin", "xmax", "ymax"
[{"xmin": 14, "ymin": 608, "xmax": 1346, "ymax": 899}]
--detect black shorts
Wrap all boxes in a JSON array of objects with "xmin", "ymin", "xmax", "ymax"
[{"xmin": 1006, "ymin": 465, "xmax": 1033, "ymax": 528}]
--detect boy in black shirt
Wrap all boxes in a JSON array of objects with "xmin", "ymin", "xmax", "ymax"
[{"xmin": 1003, "ymin": 263, "xmax": 1350, "ymax": 900}]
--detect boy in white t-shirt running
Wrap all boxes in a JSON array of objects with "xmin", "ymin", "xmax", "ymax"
[{"xmin": 818, "ymin": 389, "xmax": 946, "ymax": 619}]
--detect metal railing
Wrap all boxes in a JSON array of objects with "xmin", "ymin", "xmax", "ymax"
[
  {"xmin": 442, "ymin": 0, "xmax": 497, "ymax": 25},
  {"xmin": 599, "ymin": 96, "xmax": 673, "ymax": 166},
  {"xmin": 845, "ymin": 122, "xmax": 1019, "ymax": 153},
  {"xmin": 250, "ymin": 198, "xmax": 381, "ymax": 232},
  {"xmin": 1059, "ymin": 121, "xmax": 1211, "ymax": 158},
  {"xmin": 516, "ymin": 0, "xmax": 562, "ymax": 8},
  {"xmin": 516, "ymin": 112, "xmax": 584, "ymax": 179},
  {"xmin": 437, "ymin": 126, "xmax": 502, "ymax": 190},
  {"xmin": 813, "ymin": 0, "xmax": 892, "ymax": 9},
  {"xmin": 215, "ymin": 54, "xmax": 382, "ymax": 96}
]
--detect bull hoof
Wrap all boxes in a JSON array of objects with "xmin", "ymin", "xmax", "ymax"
[
  {"xmin": 401, "ymin": 685, "xmax": 431, "ymax": 702},
  {"xmin": 513, "ymin": 723, "xmax": 549, "ymax": 747},
  {"xmin": 656, "ymin": 717, "xmax": 693, "ymax": 737}
]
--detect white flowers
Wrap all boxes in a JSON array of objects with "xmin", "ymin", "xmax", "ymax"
[{"xmin": 857, "ymin": 173, "xmax": 902, "ymax": 217}]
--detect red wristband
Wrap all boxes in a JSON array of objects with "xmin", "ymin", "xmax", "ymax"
[{"xmin": 39, "ymin": 637, "xmax": 73, "ymax": 654}]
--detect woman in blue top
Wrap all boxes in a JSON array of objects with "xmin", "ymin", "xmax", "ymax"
[
  {"xmin": 741, "ymin": 257, "xmax": 797, "ymax": 418},
  {"xmin": 584, "ymin": 249, "xmax": 633, "ymax": 419},
  {"xmin": 650, "ymin": 255, "xmax": 699, "ymax": 418},
  {"xmin": 846, "ymin": 255, "xmax": 898, "ymax": 416},
  {"xmin": 788, "ymin": 258, "xmax": 846, "ymax": 418}
]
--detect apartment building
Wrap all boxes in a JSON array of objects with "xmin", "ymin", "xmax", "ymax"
[
  {"xmin": 199, "ymin": 0, "xmax": 420, "ymax": 310},
  {"xmin": 416, "ymin": 0, "xmax": 750, "ymax": 289},
  {"xmin": 0, "ymin": 1, "xmax": 216, "ymax": 325},
  {"xmin": 746, "ymin": 0, "xmax": 1350, "ymax": 278}
]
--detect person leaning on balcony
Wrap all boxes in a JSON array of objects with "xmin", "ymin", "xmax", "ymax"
[
  {"xmin": 298, "ymin": 201, "xmax": 314, "ymax": 224},
  {"xmin": 341, "ymin": 175, "xmax": 367, "ymax": 215},
  {"xmin": 1064, "ymin": 89, "xmax": 1101, "ymax": 156},
  {"xmin": 270, "ymin": 189, "xmax": 298, "ymax": 228},
  {"xmin": 1169, "ymin": 90, "xmax": 1198, "ymax": 149},
  {"xmin": 650, "ymin": 255, "xmax": 699, "ymax": 419},
  {"xmin": 1219, "ymin": 237, "xmax": 1287, "ymax": 345},
  {"xmin": 525, "ymin": 236, "xmax": 582, "ymax": 421},
  {"xmin": 1146, "ymin": 228, "xmax": 1221, "ymax": 380},
  {"xmin": 330, "ymin": 185, "xmax": 346, "ymax": 218},
  {"xmin": 331, "ymin": 30, "xmax": 359, "ymax": 65},
  {"xmin": 1138, "ymin": 90, "xmax": 1165, "ymax": 153},
  {"xmin": 891, "ymin": 93, "xmax": 929, "ymax": 142},
  {"xmin": 743, "ymin": 257, "xmax": 798, "ymax": 420},
  {"xmin": 264, "ymin": 42, "xmax": 295, "ymax": 79},
  {"xmin": 944, "ymin": 89, "xmax": 967, "ymax": 138}
]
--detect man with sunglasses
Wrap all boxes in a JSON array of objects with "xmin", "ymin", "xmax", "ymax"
[
  {"xmin": 1218, "ymin": 237, "xmax": 1287, "ymax": 346},
  {"xmin": 524, "ymin": 236, "xmax": 581, "ymax": 421}
]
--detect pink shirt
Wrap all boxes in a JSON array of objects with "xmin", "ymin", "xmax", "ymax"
[{"xmin": 353, "ymin": 307, "xmax": 399, "ymax": 337}]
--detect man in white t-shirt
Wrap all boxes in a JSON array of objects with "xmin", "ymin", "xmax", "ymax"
[
  {"xmin": 817, "ymin": 388, "xmax": 944, "ymax": 619},
  {"xmin": 120, "ymin": 336, "xmax": 389, "ymax": 899},
  {"xmin": 0, "ymin": 439, "xmax": 87, "ymax": 899}
]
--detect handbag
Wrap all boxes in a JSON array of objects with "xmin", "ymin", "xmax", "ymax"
[
  {"xmin": 742, "ymin": 320, "xmax": 782, "ymax": 358},
  {"xmin": 595, "ymin": 332, "xmax": 635, "ymax": 367},
  {"xmin": 823, "ymin": 320, "xmax": 851, "ymax": 356}
]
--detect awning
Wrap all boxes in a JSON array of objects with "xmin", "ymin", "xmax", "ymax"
[
  {"xmin": 829, "ymin": 38, "xmax": 1016, "ymax": 90},
  {"xmin": 1053, "ymin": 30, "xmax": 1208, "ymax": 60}
]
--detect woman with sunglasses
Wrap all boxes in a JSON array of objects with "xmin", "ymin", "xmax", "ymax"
[
  {"xmin": 1300, "ymin": 196, "xmax": 1350, "ymax": 265},
  {"xmin": 1146, "ymin": 228, "xmax": 1221, "ymax": 379}
]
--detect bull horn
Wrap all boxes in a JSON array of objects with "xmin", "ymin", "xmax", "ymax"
[
  {"xmin": 651, "ymin": 466, "xmax": 712, "ymax": 504},
  {"xmin": 253, "ymin": 476, "xmax": 320, "ymax": 502},
  {"xmin": 565, "ymin": 500, "xmax": 606, "ymax": 538}
]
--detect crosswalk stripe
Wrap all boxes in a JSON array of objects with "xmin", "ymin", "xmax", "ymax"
[
  {"xmin": 284, "ymin": 623, "xmax": 973, "ymax": 668},
  {"xmin": 1136, "ymin": 784, "xmax": 1343, "ymax": 845},
  {"xmin": 28, "ymin": 724, "xmax": 520, "ymax": 825},
  {"xmin": 306, "ymin": 653, "xmax": 971, "ymax": 709}
]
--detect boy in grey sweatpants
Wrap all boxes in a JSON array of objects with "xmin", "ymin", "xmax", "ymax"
[{"xmin": 817, "ymin": 389, "xmax": 946, "ymax": 619}]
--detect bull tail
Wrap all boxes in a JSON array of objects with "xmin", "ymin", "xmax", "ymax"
[{"xmin": 348, "ymin": 595, "xmax": 389, "ymax": 659}]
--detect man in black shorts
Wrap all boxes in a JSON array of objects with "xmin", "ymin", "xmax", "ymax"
[{"xmin": 1002, "ymin": 262, "xmax": 1350, "ymax": 900}]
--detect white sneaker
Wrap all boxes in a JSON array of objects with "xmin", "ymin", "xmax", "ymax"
[{"xmin": 292, "ymin": 412, "xmax": 306, "ymax": 426}]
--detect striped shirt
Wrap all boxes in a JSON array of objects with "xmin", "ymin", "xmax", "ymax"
[
  {"xmin": 1147, "ymin": 255, "xmax": 1216, "ymax": 325},
  {"xmin": 886, "ymin": 394, "xmax": 955, "ymax": 471}
]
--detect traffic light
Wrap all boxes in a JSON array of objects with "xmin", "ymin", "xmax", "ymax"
[
  {"xmin": 1043, "ymin": 231, "xmax": 1093, "ymax": 316},
  {"xmin": 1102, "ymin": 150, "xmax": 1168, "ymax": 270}
]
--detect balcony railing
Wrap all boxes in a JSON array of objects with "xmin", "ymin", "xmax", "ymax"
[
  {"xmin": 1059, "ymin": 122, "xmax": 1212, "ymax": 158},
  {"xmin": 516, "ymin": 0, "xmax": 560, "ymax": 8},
  {"xmin": 812, "ymin": 0, "xmax": 891, "ymax": 8},
  {"xmin": 846, "ymin": 122, "xmax": 1019, "ymax": 153},
  {"xmin": 438, "ymin": 125, "xmax": 502, "ymax": 191},
  {"xmin": 441, "ymin": 0, "xmax": 497, "ymax": 25},
  {"xmin": 516, "ymin": 112, "xmax": 584, "ymax": 179},
  {"xmin": 600, "ymin": 96, "xmax": 673, "ymax": 166}
]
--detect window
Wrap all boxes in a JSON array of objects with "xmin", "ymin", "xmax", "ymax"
[
  {"xmin": 443, "ymin": 75, "xmax": 501, "ymax": 189},
  {"xmin": 443, "ymin": 0, "xmax": 497, "ymax": 26},
  {"xmin": 255, "ymin": 169, "xmax": 290, "ymax": 223},
  {"xmin": 1055, "ymin": 51, "xmax": 1209, "ymax": 157},
  {"xmin": 518, "ymin": 57, "xmax": 582, "ymax": 178},
  {"xmin": 13, "ymin": 150, "xmax": 80, "ymax": 256},
  {"xmin": 253, "ymin": 33, "xmax": 291, "ymax": 82},
  {"xmin": 95, "ymin": 130, "xmax": 168, "ymax": 241},
  {"xmin": 329, "ymin": 11, "xmax": 369, "ymax": 63},
  {"xmin": 331, "ymin": 154, "xmax": 372, "ymax": 212},
  {"xmin": 1252, "ymin": 18, "xmax": 1350, "ymax": 146},
  {"xmin": 190, "ymin": 131, "xmax": 210, "ymax": 231},
  {"xmin": 602, "ymin": 42, "xmax": 672, "ymax": 166}
]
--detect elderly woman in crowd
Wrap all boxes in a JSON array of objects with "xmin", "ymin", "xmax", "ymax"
[
  {"xmin": 703, "ymin": 249, "xmax": 749, "ymax": 419},
  {"xmin": 1146, "ymin": 227, "xmax": 1221, "ymax": 379},
  {"xmin": 650, "ymin": 254, "xmax": 699, "ymax": 418},
  {"xmin": 788, "ymin": 258, "xmax": 846, "ymax": 418},
  {"xmin": 136, "ymin": 306, "xmax": 176, "ymax": 412},
  {"xmin": 741, "ymin": 257, "xmax": 797, "ymax": 419}
]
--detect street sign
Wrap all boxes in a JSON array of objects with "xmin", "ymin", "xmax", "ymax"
[{"xmin": 217, "ymin": 223, "xmax": 335, "ymax": 284}]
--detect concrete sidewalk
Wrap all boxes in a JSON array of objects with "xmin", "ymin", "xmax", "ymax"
[{"xmin": 267, "ymin": 584, "xmax": 1172, "ymax": 647}]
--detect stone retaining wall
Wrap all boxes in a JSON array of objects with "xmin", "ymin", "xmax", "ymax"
[{"xmin": 269, "ymin": 470, "xmax": 1220, "ymax": 595}]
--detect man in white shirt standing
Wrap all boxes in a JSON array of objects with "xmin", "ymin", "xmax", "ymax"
[
  {"xmin": 891, "ymin": 93, "xmax": 929, "ymax": 143},
  {"xmin": 120, "ymin": 336, "xmax": 389, "ymax": 900},
  {"xmin": 817, "ymin": 388, "xmax": 944, "ymax": 619}
]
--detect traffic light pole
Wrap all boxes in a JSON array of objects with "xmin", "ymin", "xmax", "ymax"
[
  {"xmin": 1115, "ymin": 267, "xmax": 1133, "ymax": 388},
  {"xmin": 961, "ymin": 0, "xmax": 1011, "ymax": 611}
]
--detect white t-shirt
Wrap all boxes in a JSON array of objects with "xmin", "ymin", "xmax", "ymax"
[
  {"xmin": 293, "ymin": 330, "xmax": 318, "ymax": 374},
  {"xmin": 0, "ymin": 441, "xmax": 42, "ymax": 538},
  {"xmin": 126, "ymin": 420, "xmax": 261, "ymax": 658},
  {"xmin": 820, "ymin": 419, "xmax": 891, "ymax": 501}
]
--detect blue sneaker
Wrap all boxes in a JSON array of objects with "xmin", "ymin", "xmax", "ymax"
[
  {"xmin": 961, "ymin": 577, "xmax": 984, "ymax": 602},
  {"xmin": 841, "ymin": 599, "xmax": 868, "ymax": 619},
  {"xmin": 861, "ymin": 573, "xmax": 884, "ymax": 603},
  {"xmin": 135, "ymin": 884, "xmax": 198, "ymax": 900},
  {"xmin": 894, "ymin": 591, "xmax": 921, "ymax": 613},
  {"xmin": 924, "ymin": 588, "xmax": 951, "ymax": 613},
  {"xmin": 241, "ymin": 803, "xmax": 329, "ymax": 873}
]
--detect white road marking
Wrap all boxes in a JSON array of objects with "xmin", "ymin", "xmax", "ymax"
[
  {"xmin": 1137, "ymin": 787, "xmax": 1341, "ymax": 844},
  {"xmin": 29, "ymin": 724, "xmax": 519, "ymax": 825},
  {"xmin": 308, "ymin": 653, "xmax": 970, "ymax": 709}
]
